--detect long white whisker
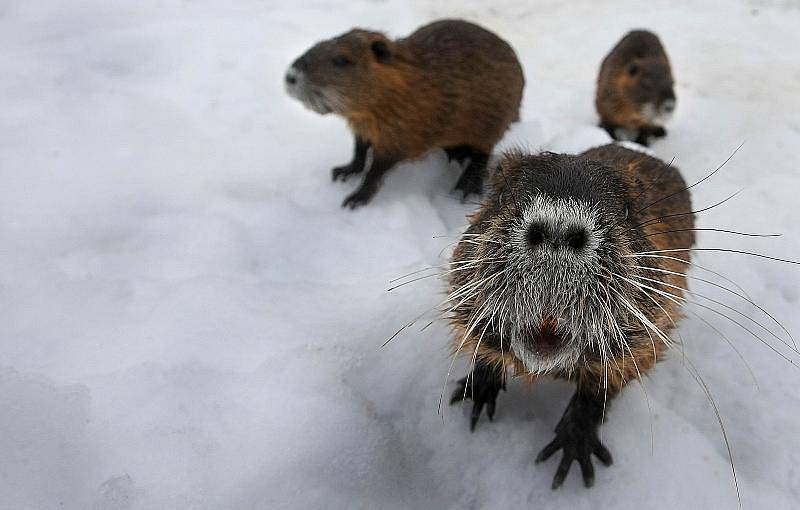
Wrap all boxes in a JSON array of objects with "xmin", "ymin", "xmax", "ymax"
[
  {"xmin": 633, "ymin": 264, "xmax": 795, "ymax": 349},
  {"xmin": 631, "ymin": 273, "xmax": 798, "ymax": 354}
]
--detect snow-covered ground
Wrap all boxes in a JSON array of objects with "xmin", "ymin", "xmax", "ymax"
[{"xmin": 2, "ymin": 1, "xmax": 800, "ymax": 508}]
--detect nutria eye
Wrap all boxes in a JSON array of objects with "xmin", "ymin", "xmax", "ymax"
[
  {"xmin": 564, "ymin": 227, "xmax": 588, "ymax": 251},
  {"xmin": 332, "ymin": 55, "xmax": 352, "ymax": 67},
  {"xmin": 627, "ymin": 63, "xmax": 639, "ymax": 76}
]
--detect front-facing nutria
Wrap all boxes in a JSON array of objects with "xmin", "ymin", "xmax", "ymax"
[
  {"xmin": 596, "ymin": 30, "xmax": 676, "ymax": 146},
  {"xmin": 447, "ymin": 143, "xmax": 694, "ymax": 488},
  {"xmin": 285, "ymin": 19, "xmax": 525, "ymax": 209}
]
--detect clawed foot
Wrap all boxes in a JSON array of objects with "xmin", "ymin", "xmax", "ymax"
[
  {"xmin": 341, "ymin": 186, "xmax": 377, "ymax": 209},
  {"xmin": 332, "ymin": 164, "xmax": 362, "ymax": 182},
  {"xmin": 634, "ymin": 126, "xmax": 667, "ymax": 146},
  {"xmin": 536, "ymin": 393, "xmax": 612, "ymax": 489},
  {"xmin": 449, "ymin": 363, "xmax": 504, "ymax": 431},
  {"xmin": 453, "ymin": 176, "xmax": 483, "ymax": 202}
]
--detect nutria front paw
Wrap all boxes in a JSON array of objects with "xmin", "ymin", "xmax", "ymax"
[
  {"xmin": 449, "ymin": 362, "xmax": 505, "ymax": 431},
  {"xmin": 341, "ymin": 187, "xmax": 376, "ymax": 209},
  {"xmin": 535, "ymin": 418, "xmax": 613, "ymax": 489},
  {"xmin": 332, "ymin": 164, "xmax": 362, "ymax": 182}
]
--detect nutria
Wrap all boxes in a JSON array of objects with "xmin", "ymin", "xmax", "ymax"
[
  {"xmin": 285, "ymin": 19, "xmax": 525, "ymax": 209},
  {"xmin": 447, "ymin": 143, "xmax": 694, "ymax": 488},
  {"xmin": 596, "ymin": 30, "xmax": 676, "ymax": 146}
]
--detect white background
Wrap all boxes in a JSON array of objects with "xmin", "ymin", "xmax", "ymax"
[{"xmin": 1, "ymin": 1, "xmax": 799, "ymax": 508}]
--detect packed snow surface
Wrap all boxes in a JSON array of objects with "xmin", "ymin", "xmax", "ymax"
[{"xmin": 2, "ymin": 1, "xmax": 800, "ymax": 508}]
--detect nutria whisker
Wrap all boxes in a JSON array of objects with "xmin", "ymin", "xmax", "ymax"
[
  {"xmin": 465, "ymin": 313, "xmax": 498, "ymax": 403},
  {"xmin": 387, "ymin": 270, "xmax": 506, "ymax": 387},
  {"xmin": 634, "ymin": 143, "xmax": 743, "ymax": 219},
  {"xmin": 616, "ymin": 272, "xmax": 678, "ymax": 357},
  {"xmin": 643, "ymin": 227, "xmax": 780, "ymax": 239},
  {"xmin": 383, "ymin": 271, "xmax": 501, "ymax": 348},
  {"xmin": 437, "ymin": 239, "xmax": 501, "ymax": 258},
  {"xmin": 623, "ymin": 275, "xmax": 759, "ymax": 386},
  {"xmin": 631, "ymin": 273, "xmax": 797, "ymax": 354},
  {"xmin": 683, "ymin": 358, "xmax": 743, "ymax": 509},
  {"xmin": 632, "ymin": 190, "xmax": 742, "ymax": 232},
  {"xmin": 620, "ymin": 276, "xmax": 799, "ymax": 367},
  {"xmin": 439, "ymin": 278, "xmax": 505, "ymax": 416},
  {"xmin": 631, "ymin": 253, "xmax": 753, "ymax": 300},
  {"xmin": 605, "ymin": 286, "xmax": 666, "ymax": 450},
  {"xmin": 686, "ymin": 308, "xmax": 760, "ymax": 388},
  {"xmin": 388, "ymin": 257, "xmax": 506, "ymax": 288},
  {"xmin": 633, "ymin": 264, "xmax": 795, "ymax": 349},
  {"xmin": 627, "ymin": 156, "xmax": 677, "ymax": 212},
  {"xmin": 631, "ymin": 248, "xmax": 800, "ymax": 266},
  {"xmin": 388, "ymin": 266, "xmax": 443, "ymax": 284}
]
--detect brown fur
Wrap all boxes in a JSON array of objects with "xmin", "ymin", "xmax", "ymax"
[
  {"xmin": 596, "ymin": 30, "xmax": 675, "ymax": 141},
  {"xmin": 449, "ymin": 144, "xmax": 694, "ymax": 397},
  {"xmin": 289, "ymin": 20, "xmax": 524, "ymax": 205},
  {"xmin": 327, "ymin": 21, "xmax": 523, "ymax": 158}
]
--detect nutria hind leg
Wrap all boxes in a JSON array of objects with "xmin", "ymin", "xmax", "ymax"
[
  {"xmin": 449, "ymin": 359, "xmax": 505, "ymax": 431},
  {"xmin": 453, "ymin": 149, "xmax": 489, "ymax": 201},
  {"xmin": 600, "ymin": 121, "xmax": 641, "ymax": 144},
  {"xmin": 536, "ymin": 389, "xmax": 614, "ymax": 489},
  {"xmin": 637, "ymin": 125, "xmax": 667, "ymax": 145},
  {"xmin": 332, "ymin": 135, "xmax": 370, "ymax": 182},
  {"xmin": 599, "ymin": 120, "xmax": 618, "ymax": 140},
  {"xmin": 444, "ymin": 145, "xmax": 472, "ymax": 167},
  {"xmin": 651, "ymin": 126, "xmax": 667, "ymax": 138},
  {"xmin": 341, "ymin": 155, "xmax": 398, "ymax": 210}
]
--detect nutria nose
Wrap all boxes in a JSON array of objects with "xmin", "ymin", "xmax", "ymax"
[
  {"xmin": 285, "ymin": 69, "xmax": 298, "ymax": 86},
  {"xmin": 527, "ymin": 223, "xmax": 589, "ymax": 251},
  {"xmin": 661, "ymin": 98, "xmax": 676, "ymax": 114},
  {"xmin": 527, "ymin": 223, "xmax": 548, "ymax": 248}
]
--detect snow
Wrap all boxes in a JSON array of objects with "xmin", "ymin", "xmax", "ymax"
[{"xmin": 1, "ymin": 0, "xmax": 799, "ymax": 508}]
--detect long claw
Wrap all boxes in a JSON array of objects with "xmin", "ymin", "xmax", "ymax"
[
  {"xmin": 535, "ymin": 439, "xmax": 560, "ymax": 463},
  {"xmin": 470, "ymin": 400, "xmax": 485, "ymax": 431},
  {"xmin": 578, "ymin": 456, "xmax": 595, "ymax": 488},
  {"xmin": 551, "ymin": 454, "xmax": 572, "ymax": 490},
  {"xmin": 486, "ymin": 399, "xmax": 496, "ymax": 421},
  {"xmin": 448, "ymin": 365, "xmax": 503, "ymax": 431},
  {"xmin": 594, "ymin": 444, "xmax": 613, "ymax": 466}
]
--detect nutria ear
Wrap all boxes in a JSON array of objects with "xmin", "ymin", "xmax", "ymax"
[
  {"xmin": 370, "ymin": 40, "xmax": 392, "ymax": 63},
  {"xmin": 627, "ymin": 63, "xmax": 640, "ymax": 76}
]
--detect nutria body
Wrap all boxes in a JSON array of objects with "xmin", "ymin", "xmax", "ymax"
[
  {"xmin": 596, "ymin": 30, "xmax": 676, "ymax": 146},
  {"xmin": 285, "ymin": 19, "xmax": 525, "ymax": 208},
  {"xmin": 447, "ymin": 143, "xmax": 694, "ymax": 488}
]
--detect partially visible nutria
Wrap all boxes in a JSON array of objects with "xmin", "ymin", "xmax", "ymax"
[
  {"xmin": 447, "ymin": 144, "xmax": 694, "ymax": 488},
  {"xmin": 285, "ymin": 19, "xmax": 525, "ymax": 209},
  {"xmin": 596, "ymin": 30, "xmax": 676, "ymax": 146}
]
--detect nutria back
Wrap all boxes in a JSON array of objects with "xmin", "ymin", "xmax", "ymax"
[
  {"xmin": 287, "ymin": 19, "xmax": 524, "ymax": 158},
  {"xmin": 596, "ymin": 30, "xmax": 676, "ymax": 144}
]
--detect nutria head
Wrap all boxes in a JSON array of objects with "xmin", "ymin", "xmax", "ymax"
[
  {"xmin": 285, "ymin": 29, "xmax": 397, "ymax": 115},
  {"xmin": 450, "ymin": 151, "xmax": 654, "ymax": 374},
  {"xmin": 614, "ymin": 31, "xmax": 676, "ymax": 125}
]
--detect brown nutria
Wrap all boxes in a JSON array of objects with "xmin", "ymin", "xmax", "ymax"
[
  {"xmin": 596, "ymin": 30, "xmax": 676, "ymax": 146},
  {"xmin": 284, "ymin": 19, "xmax": 525, "ymax": 209},
  {"xmin": 447, "ymin": 143, "xmax": 694, "ymax": 488}
]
